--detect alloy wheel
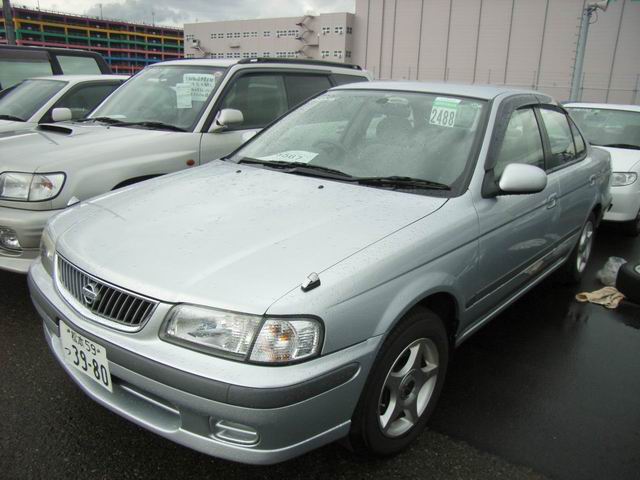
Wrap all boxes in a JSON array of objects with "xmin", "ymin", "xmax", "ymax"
[{"xmin": 576, "ymin": 220, "xmax": 594, "ymax": 273}]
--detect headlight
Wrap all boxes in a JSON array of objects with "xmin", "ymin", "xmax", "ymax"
[
  {"xmin": 40, "ymin": 226, "xmax": 55, "ymax": 276},
  {"xmin": 161, "ymin": 304, "xmax": 323, "ymax": 364},
  {"xmin": 0, "ymin": 172, "xmax": 65, "ymax": 201},
  {"xmin": 611, "ymin": 172, "xmax": 637, "ymax": 187}
]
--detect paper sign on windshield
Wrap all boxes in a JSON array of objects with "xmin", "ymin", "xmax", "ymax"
[
  {"xmin": 175, "ymin": 83, "xmax": 192, "ymax": 109},
  {"xmin": 259, "ymin": 151, "xmax": 319, "ymax": 164},
  {"xmin": 183, "ymin": 73, "xmax": 217, "ymax": 102},
  {"xmin": 429, "ymin": 97, "xmax": 461, "ymax": 128}
]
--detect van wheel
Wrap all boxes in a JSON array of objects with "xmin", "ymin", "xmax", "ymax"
[
  {"xmin": 559, "ymin": 213, "xmax": 596, "ymax": 284},
  {"xmin": 348, "ymin": 306, "xmax": 449, "ymax": 457}
]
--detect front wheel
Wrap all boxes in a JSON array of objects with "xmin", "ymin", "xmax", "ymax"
[
  {"xmin": 559, "ymin": 213, "xmax": 596, "ymax": 284},
  {"xmin": 348, "ymin": 307, "xmax": 449, "ymax": 457}
]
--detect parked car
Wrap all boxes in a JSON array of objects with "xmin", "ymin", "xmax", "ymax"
[
  {"xmin": 0, "ymin": 75, "xmax": 127, "ymax": 134},
  {"xmin": 29, "ymin": 82, "xmax": 610, "ymax": 465},
  {"xmin": 565, "ymin": 103, "xmax": 640, "ymax": 236},
  {"xmin": 0, "ymin": 45, "xmax": 112, "ymax": 91},
  {"xmin": 0, "ymin": 58, "xmax": 370, "ymax": 273}
]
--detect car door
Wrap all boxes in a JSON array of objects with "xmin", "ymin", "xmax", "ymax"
[
  {"xmin": 537, "ymin": 106, "xmax": 596, "ymax": 258},
  {"xmin": 198, "ymin": 72, "xmax": 332, "ymax": 163},
  {"xmin": 470, "ymin": 105, "xmax": 561, "ymax": 315}
]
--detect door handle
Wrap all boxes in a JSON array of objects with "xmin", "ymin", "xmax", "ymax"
[
  {"xmin": 589, "ymin": 174, "xmax": 597, "ymax": 186},
  {"xmin": 546, "ymin": 193, "xmax": 558, "ymax": 209}
]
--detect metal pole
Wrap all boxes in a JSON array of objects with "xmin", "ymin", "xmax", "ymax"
[
  {"xmin": 2, "ymin": 0, "xmax": 17, "ymax": 45},
  {"xmin": 569, "ymin": 7, "xmax": 592, "ymax": 101}
]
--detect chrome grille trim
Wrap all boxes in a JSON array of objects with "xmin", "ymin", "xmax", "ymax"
[{"xmin": 55, "ymin": 254, "xmax": 158, "ymax": 332}]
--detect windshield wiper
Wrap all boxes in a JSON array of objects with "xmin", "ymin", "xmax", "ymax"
[
  {"xmin": 355, "ymin": 176, "xmax": 450, "ymax": 190},
  {"xmin": 595, "ymin": 143, "xmax": 640, "ymax": 150},
  {"xmin": 0, "ymin": 114, "xmax": 25, "ymax": 122},
  {"xmin": 238, "ymin": 158, "xmax": 353, "ymax": 178},
  {"xmin": 75, "ymin": 116, "xmax": 125, "ymax": 125},
  {"xmin": 114, "ymin": 121, "xmax": 186, "ymax": 132}
]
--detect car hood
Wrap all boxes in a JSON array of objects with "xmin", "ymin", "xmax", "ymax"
[
  {"xmin": 0, "ymin": 120, "xmax": 34, "ymax": 136},
  {"xmin": 0, "ymin": 122, "xmax": 183, "ymax": 172},
  {"xmin": 56, "ymin": 161, "xmax": 448, "ymax": 314},
  {"xmin": 598, "ymin": 146, "xmax": 640, "ymax": 171}
]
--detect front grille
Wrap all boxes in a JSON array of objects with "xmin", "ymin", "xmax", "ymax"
[{"xmin": 56, "ymin": 255, "xmax": 157, "ymax": 329}]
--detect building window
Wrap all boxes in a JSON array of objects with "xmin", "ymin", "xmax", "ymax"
[
  {"xmin": 234, "ymin": 32, "xmax": 241, "ymax": 38},
  {"xmin": 264, "ymin": 31, "xmax": 271, "ymax": 37},
  {"xmin": 334, "ymin": 50, "xmax": 342, "ymax": 58},
  {"xmin": 321, "ymin": 26, "xmax": 331, "ymax": 35},
  {"xmin": 263, "ymin": 52, "xmax": 271, "ymax": 57},
  {"xmin": 242, "ymin": 52, "xmax": 250, "ymax": 58},
  {"xmin": 251, "ymin": 31, "xmax": 258, "ymax": 37},
  {"xmin": 234, "ymin": 52, "xmax": 241, "ymax": 58},
  {"xmin": 186, "ymin": 34, "xmax": 194, "ymax": 40},
  {"xmin": 334, "ymin": 26, "xmax": 344, "ymax": 35},
  {"xmin": 243, "ymin": 32, "xmax": 250, "ymax": 38},
  {"xmin": 210, "ymin": 33, "xmax": 215, "ymax": 39},
  {"xmin": 345, "ymin": 50, "xmax": 352, "ymax": 58},
  {"xmin": 226, "ymin": 52, "xmax": 233, "ymax": 58},
  {"xmin": 185, "ymin": 53, "xmax": 195, "ymax": 58},
  {"xmin": 346, "ymin": 26, "xmax": 353, "ymax": 34},
  {"xmin": 321, "ymin": 50, "xmax": 330, "ymax": 58},
  {"xmin": 226, "ymin": 32, "xmax": 233, "ymax": 38},
  {"xmin": 250, "ymin": 52, "xmax": 258, "ymax": 57}
]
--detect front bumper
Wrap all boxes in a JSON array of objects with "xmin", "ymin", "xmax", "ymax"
[
  {"xmin": 28, "ymin": 260, "xmax": 380, "ymax": 465},
  {"xmin": 604, "ymin": 184, "xmax": 640, "ymax": 223},
  {"xmin": 0, "ymin": 206, "xmax": 60, "ymax": 273}
]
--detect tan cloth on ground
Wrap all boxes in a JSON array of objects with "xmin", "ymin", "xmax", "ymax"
[{"xmin": 575, "ymin": 287, "xmax": 626, "ymax": 309}]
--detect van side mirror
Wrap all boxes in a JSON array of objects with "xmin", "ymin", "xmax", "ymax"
[
  {"xmin": 51, "ymin": 107, "xmax": 73, "ymax": 122},
  {"xmin": 210, "ymin": 108, "xmax": 243, "ymax": 133},
  {"xmin": 498, "ymin": 163, "xmax": 547, "ymax": 195}
]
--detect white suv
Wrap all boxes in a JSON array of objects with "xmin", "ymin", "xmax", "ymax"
[{"xmin": 0, "ymin": 58, "xmax": 370, "ymax": 273}]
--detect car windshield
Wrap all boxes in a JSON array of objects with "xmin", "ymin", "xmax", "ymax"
[
  {"xmin": 567, "ymin": 107, "xmax": 640, "ymax": 149},
  {"xmin": 0, "ymin": 79, "xmax": 67, "ymax": 121},
  {"xmin": 231, "ymin": 89, "xmax": 486, "ymax": 189},
  {"xmin": 90, "ymin": 65, "xmax": 226, "ymax": 131}
]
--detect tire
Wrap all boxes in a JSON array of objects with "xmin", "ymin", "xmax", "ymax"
[
  {"xmin": 559, "ymin": 213, "xmax": 596, "ymax": 284},
  {"xmin": 616, "ymin": 262, "xmax": 640, "ymax": 305},
  {"xmin": 348, "ymin": 306, "xmax": 449, "ymax": 457},
  {"xmin": 622, "ymin": 209, "xmax": 640, "ymax": 237}
]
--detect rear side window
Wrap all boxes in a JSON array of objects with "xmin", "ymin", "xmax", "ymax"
[
  {"xmin": 494, "ymin": 108, "xmax": 545, "ymax": 178},
  {"xmin": 56, "ymin": 55, "xmax": 102, "ymax": 75},
  {"xmin": 569, "ymin": 118, "xmax": 587, "ymax": 157},
  {"xmin": 540, "ymin": 108, "xmax": 576, "ymax": 169},
  {"xmin": 219, "ymin": 74, "xmax": 287, "ymax": 129},
  {"xmin": 284, "ymin": 74, "xmax": 331, "ymax": 108},
  {"xmin": 331, "ymin": 73, "xmax": 368, "ymax": 86},
  {"xmin": 42, "ymin": 83, "xmax": 121, "ymax": 122},
  {"xmin": 0, "ymin": 58, "xmax": 53, "ymax": 90}
]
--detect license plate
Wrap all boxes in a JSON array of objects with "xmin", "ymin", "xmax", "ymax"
[{"xmin": 60, "ymin": 321, "xmax": 112, "ymax": 392}]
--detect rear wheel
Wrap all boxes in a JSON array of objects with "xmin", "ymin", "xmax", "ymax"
[
  {"xmin": 559, "ymin": 213, "xmax": 596, "ymax": 284},
  {"xmin": 348, "ymin": 306, "xmax": 449, "ymax": 457}
]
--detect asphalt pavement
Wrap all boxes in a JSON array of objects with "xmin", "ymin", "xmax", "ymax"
[{"xmin": 1, "ymin": 226, "xmax": 638, "ymax": 480}]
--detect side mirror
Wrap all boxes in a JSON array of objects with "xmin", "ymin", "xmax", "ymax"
[
  {"xmin": 498, "ymin": 163, "xmax": 547, "ymax": 195},
  {"xmin": 210, "ymin": 108, "xmax": 243, "ymax": 133},
  {"xmin": 51, "ymin": 107, "xmax": 73, "ymax": 122}
]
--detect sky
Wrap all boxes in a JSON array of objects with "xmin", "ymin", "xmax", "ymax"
[{"xmin": 11, "ymin": 0, "xmax": 355, "ymax": 27}]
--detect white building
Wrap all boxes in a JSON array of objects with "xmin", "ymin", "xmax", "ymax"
[{"xmin": 184, "ymin": 13, "xmax": 355, "ymax": 63}]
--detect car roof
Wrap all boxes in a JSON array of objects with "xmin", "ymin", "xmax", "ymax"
[
  {"xmin": 564, "ymin": 102, "xmax": 640, "ymax": 113},
  {"xmin": 29, "ymin": 74, "xmax": 128, "ymax": 83},
  {"xmin": 333, "ymin": 81, "xmax": 546, "ymax": 100},
  {"xmin": 0, "ymin": 44, "xmax": 102, "ymax": 55},
  {"xmin": 152, "ymin": 58, "xmax": 368, "ymax": 75}
]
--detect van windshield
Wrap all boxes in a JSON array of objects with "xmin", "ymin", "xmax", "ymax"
[
  {"xmin": 0, "ymin": 79, "xmax": 67, "ymax": 121},
  {"xmin": 91, "ymin": 65, "xmax": 226, "ymax": 131}
]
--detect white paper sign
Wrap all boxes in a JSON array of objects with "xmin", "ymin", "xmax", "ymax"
[
  {"xmin": 429, "ymin": 97, "xmax": 461, "ymax": 128},
  {"xmin": 259, "ymin": 150, "xmax": 319, "ymax": 164},
  {"xmin": 175, "ymin": 83, "xmax": 192, "ymax": 109},
  {"xmin": 183, "ymin": 73, "xmax": 217, "ymax": 101}
]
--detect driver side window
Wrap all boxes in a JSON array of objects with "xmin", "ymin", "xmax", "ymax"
[
  {"xmin": 494, "ymin": 108, "xmax": 545, "ymax": 178},
  {"xmin": 219, "ymin": 74, "xmax": 287, "ymax": 129}
]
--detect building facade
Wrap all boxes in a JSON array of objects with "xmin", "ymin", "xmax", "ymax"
[
  {"xmin": 353, "ymin": 0, "xmax": 640, "ymax": 104},
  {"xmin": 183, "ymin": 13, "xmax": 355, "ymax": 63},
  {"xmin": 0, "ymin": 6, "xmax": 184, "ymax": 75}
]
